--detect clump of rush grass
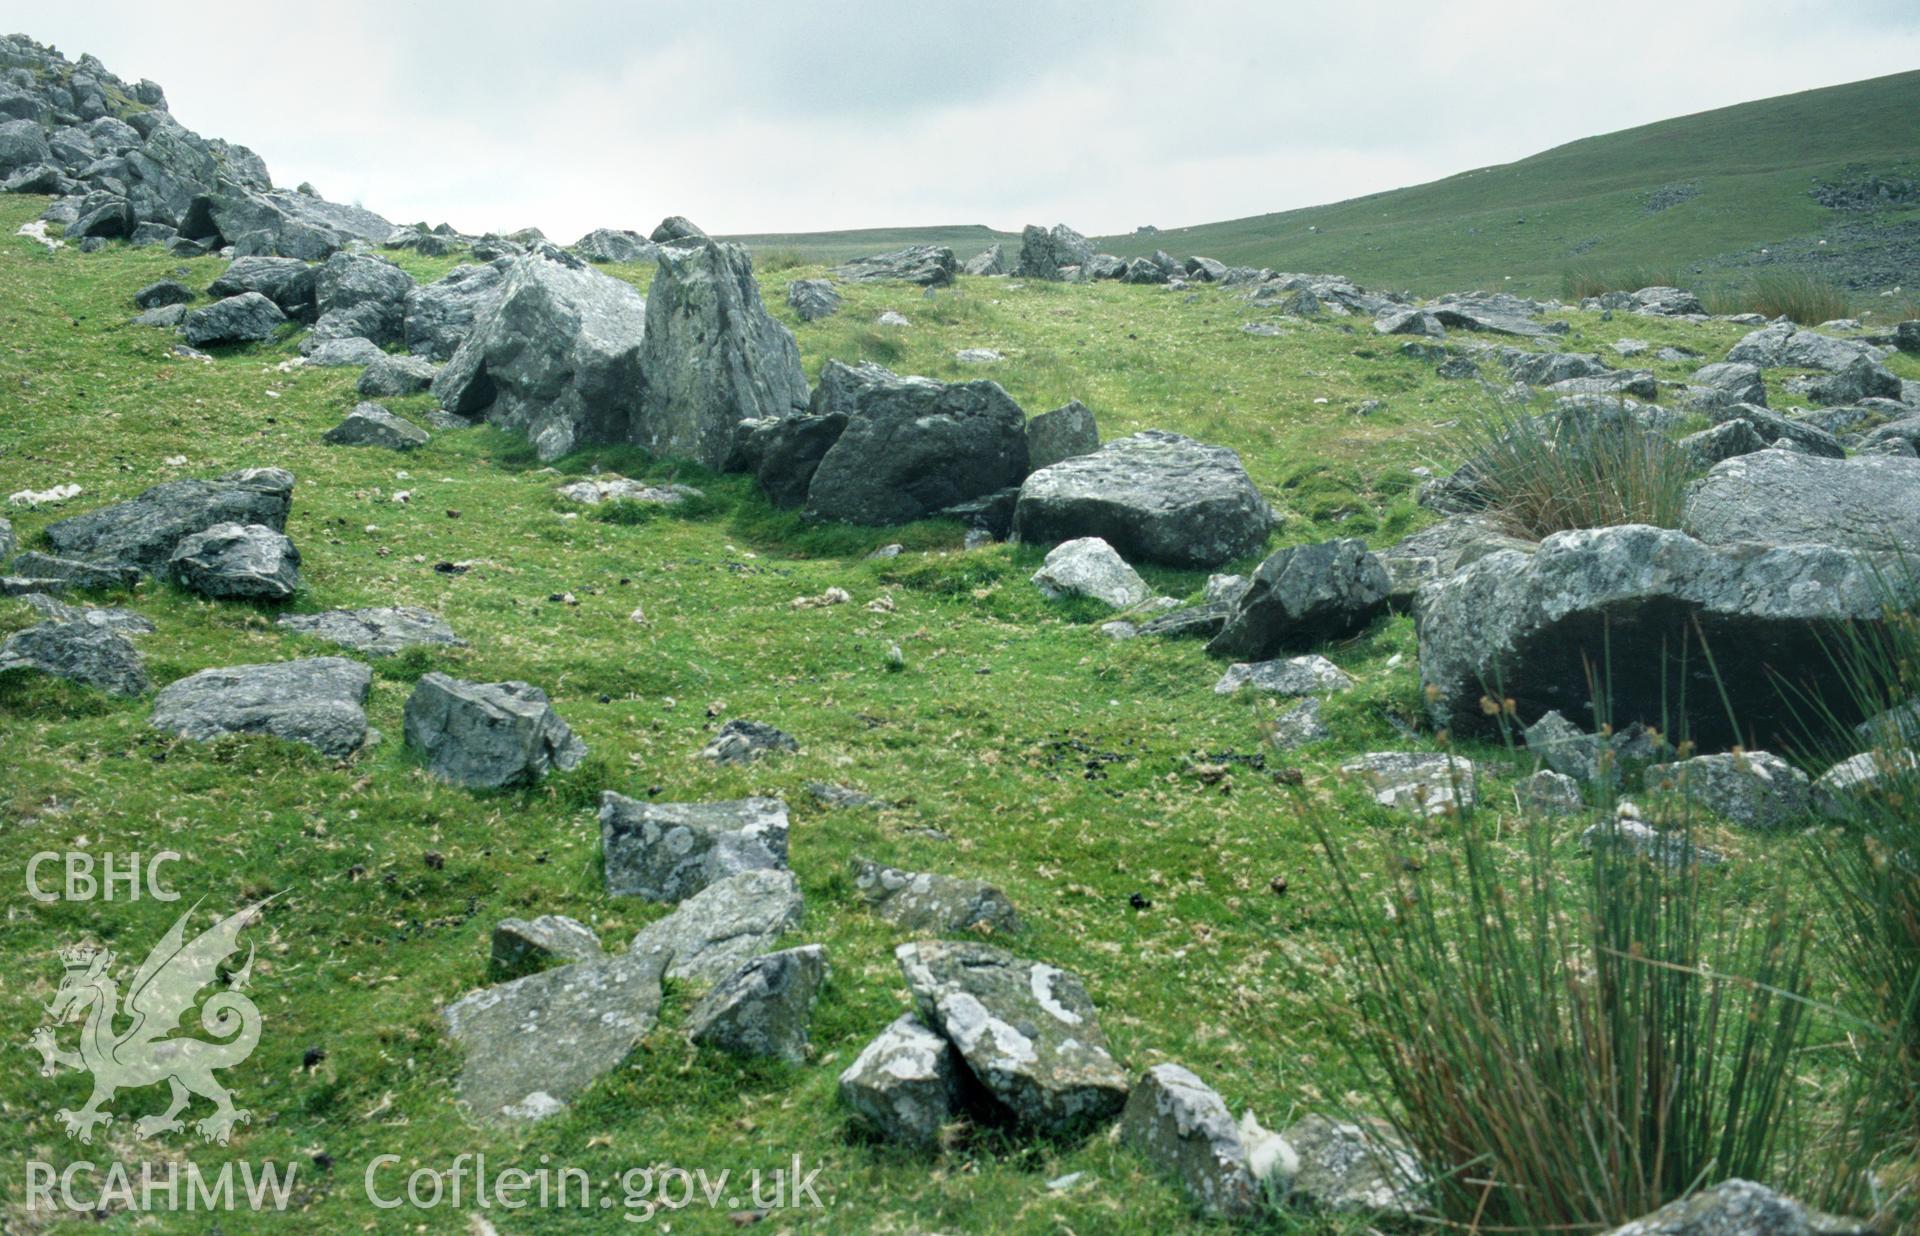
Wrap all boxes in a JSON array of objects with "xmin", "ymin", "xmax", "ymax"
[
  {"xmin": 1701, "ymin": 272, "xmax": 1855, "ymax": 325},
  {"xmin": 1313, "ymin": 743, "xmax": 1813, "ymax": 1231},
  {"xmin": 1446, "ymin": 401, "xmax": 1695, "ymax": 538},
  {"xmin": 1561, "ymin": 266, "xmax": 1685, "ymax": 300}
]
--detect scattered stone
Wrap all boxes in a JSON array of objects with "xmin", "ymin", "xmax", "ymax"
[
  {"xmin": 1726, "ymin": 321, "xmax": 1876, "ymax": 372},
  {"xmin": 1214, "ymin": 655, "xmax": 1353, "ymax": 697},
  {"xmin": 0, "ymin": 516, "xmax": 11, "ymax": 565},
  {"xmin": 490, "ymin": 915, "xmax": 602, "ymax": 980},
  {"xmin": 15, "ymin": 594, "xmax": 152, "ymax": 633},
  {"xmin": 685, "ymin": 945, "xmax": 828, "ymax": 1065},
  {"xmin": 0, "ymin": 620, "xmax": 148, "ymax": 696},
  {"xmin": 134, "ymin": 278, "xmax": 194, "ymax": 309},
  {"xmin": 571, "ymin": 228, "xmax": 656, "ymax": 264},
  {"xmin": 601, "ymin": 795, "xmax": 790, "ymax": 903},
  {"xmin": 699, "ymin": 718, "xmax": 799, "ymax": 765},
  {"xmin": 1679, "ymin": 418, "xmax": 1768, "ymax": 469},
  {"xmin": 311, "ymin": 251, "xmax": 414, "ymax": 346},
  {"xmin": 1581, "ymin": 807, "xmax": 1725, "ymax": 868},
  {"xmin": 629, "ymin": 868, "xmax": 804, "ymax": 983},
  {"xmin": 1282, "ymin": 1114, "xmax": 1425, "ymax": 1218},
  {"xmin": 168, "ymin": 522, "xmax": 299, "ymax": 601},
  {"xmin": 851, "ymin": 857, "xmax": 1022, "ymax": 935},
  {"xmin": 1207, "ymin": 539, "xmax": 1389, "ymax": 660},
  {"xmin": 303, "ymin": 336, "xmax": 384, "ymax": 367},
  {"xmin": 896, "ymin": 940, "xmax": 1130, "ymax": 1139},
  {"xmin": 1807, "ymin": 355, "xmax": 1901, "ymax": 405},
  {"xmin": 441, "ymin": 947, "xmax": 668, "ymax": 1124},
  {"xmin": 955, "ymin": 348, "xmax": 1002, "ymax": 364},
  {"xmin": 1341, "ymin": 752, "xmax": 1478, "ymax": 817},
  {"xmin": 554, "ymin": 476, "xmax": 698, "ymax": 506},
  {"xmin": 207, "ymin": 257, "xmax": 317, "ymax": 318},
  {"xmin": 1523, "ymin": 710, "xmax": 1671, "ymax": 784},
  {"xmin": 1270, "ymin": 697, "xmax": 1332, "ymax": 750},
  {"xmin": 1516, "ymin": 768, "xmax": 1583, "ymax": 815},
  {"xmin": 149, "ymin": 657, "xmax": 372, "ymax": 758},
  {"xmin": 276, "ymin": 607, "xmax": 463, "ymax": 656},
  {"xmin": 839, "ymin": 1014, "xmax": 965, "ymax": 1148},
  {"xmin": 875, "ymin": 310, "xmax": 910, "ymax": 327},
  {"xmin": 1643, "ymin": 751, "xmax": 1812, "ymax": 829},
  {"xmin": 402, "ymin": 672, "xmax": 586, "ymax": 789},
  {"xmin": 1683, "ymin": 449, "xmax": 1920, "ymax": 554},
  {"xmin": 834, "ymin": 245, "xmax": 957, "ymax": 287},
  {"xmin": 1120, "ymin": 1064, "xmax": 1260, "ymax": 1218},
  {"xmin": 3, "ymin": 554, "xmax": 141, "ymax": 594},
  {"xmin": 181, "ymin": 292, "xmax": 285, "ymax": 347},
  {"xmin": 1686, "ymin": 361, "xmax": 1767, "ymax": 409},
  {"xmin": 323, "ymin": 402, "xmax": 430, "ymax": 451},
  {"xmin": 1024, "ymin": 400, "xmax": 1099, "ymax": 472},
  {"xmin": 1014, "ymin": 431, "xmax": 1273, "ymax": 568},
  {"xmin": 1030, "ymin": 537, "xmax": 1149, "ymax": 609},
  {"xmin": 1599, "ymin": 1178, "xmax": 1871, "ymax": 1236},
  {"xmin": 132, "ymin": 303, "xmax": 187, "ymax": 328},
  {"xmin": 807, "ymin": 782, "xmax": 886, "ymax": 810},
  {"xmin": 356, "ymin": 353, "xmax": 439, "ymax": 398},
  {"xmin": 785, "ymin": 278, "xmax": 840, "ymax": 322},
  {"xmin": 1813, "ymin": 750, "xmax": 1918, "ymax": 819},
  {"xmin": 45, "ymin": 468, "xmax": 293, "ymax": 574}
]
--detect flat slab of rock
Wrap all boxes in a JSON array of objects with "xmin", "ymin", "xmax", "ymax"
[
  {"xmin": 685, "ymin": 944, "xmax": 828, "ymax": 1065},
  {"xmin": 1283, "ymin": 1114, "xmax": 1425, "ymax": 1218},
  {"xmin": 441, "ymin": 947, "xmax": 668, "ymax": 1123},
  {"xmin": 851, "ymin": 857, "xmax": 1022, "ymax": 934},
  {"xmin": 1207, "ymin": 539, "xmax": 1388, "ymax": 660},
  {"xmin": 1342, "ymin": 752, "xmax": 1478, "ymax": 817},
  {"xmin": 1030, "ymin": 536, "xmax": 1149, "ymax": 609},
  {"xmin": 839, "ymin": 1014, "xmax": 964, "ymax": 1147},
  {"xmin": 168, "ymin": 522, "xmax": 299, "ymax": 600},
  {"xmin": 1013, "ymin": 431, "xmax": 1273, "ymax": 568},
  {"xmin": 1213, "ymin": 654, "xmax": 1353, "ymax": 696},
  {"xmin": 277, "ymin": 606, "xmax": 463, "ymax": 656},
  {"xmin": 402, "ymin": 672, "xmax": 586, "ymax": 789},
  {"xmin": 1683, "ymin": 449, "xmax": 1920, "ymax": 553},
  {"xmin": 490, "ymin": 915, "xmax": 602, "ymax": 980},
  {"xmin": 1644, "ymin": 751, "xmax": 1811, "ymax": 829},
  {"xmin": 16, "ymin": 594, "xmax": 153, "ymax": 633},
  {"xmin": 0, "ymin": 620, "xmax": 148, "ymax": 696},
  {"xmin": 150, "ymin": 657, "xmax": 372, "ymax": 758},
  {"xmin": 325, "ymin": 402, "xmax": 429, "ymax": 450},
  {"xmin": 45, "ymin": 469, "xmax": 294, "ymax": 574},
  {"xmin": 896, "ymin": 940, "xmax": 1129, "ymax": 1139},
  {"xmin": 698, "ymin": 718, "xmax": 798, "ymax": 766},
  {"xmin": 1120, "ymin": 1063, "xmax": 1260, "ymax": 1218},
  {"xmin": 629, "ymin": 868, "xmax": 804, "ymax": 983},
  {"xmin": 601, "ymin": 794, "xmax": 790, "ymax": 902}
]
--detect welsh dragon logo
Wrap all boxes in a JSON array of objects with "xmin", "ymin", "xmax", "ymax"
[{"xmin": 28, "ymin": 900, "xmax": 269, "ymax": 1145}]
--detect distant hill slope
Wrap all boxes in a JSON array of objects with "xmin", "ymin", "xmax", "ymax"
[
  {"xmin": 734, "ymin": 72, "xmax": 1920, "ymax": 297},
  {"xmin": 720, "ymin": 223, "xmax": 1021, "ymax": 266}
]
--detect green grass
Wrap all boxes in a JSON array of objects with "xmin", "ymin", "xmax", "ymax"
[{"xmin": 1, "ymin": 195, "xmax": 1917, "ymax": 1233}]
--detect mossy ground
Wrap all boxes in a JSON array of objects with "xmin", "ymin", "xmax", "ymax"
[{"xmin": 2, "ymin": 194, "xmax": 1914, "ymax": 1232}]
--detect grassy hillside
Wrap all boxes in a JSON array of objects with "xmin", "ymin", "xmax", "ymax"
[{"xmin": 2, "ymin": 196, "xmax": 1914, "ymax": 1232}]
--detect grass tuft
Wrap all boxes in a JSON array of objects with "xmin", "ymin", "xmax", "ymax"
[{"xmin": 1447, "ymin": 401, "xmax": 1696, "ymax": 537}]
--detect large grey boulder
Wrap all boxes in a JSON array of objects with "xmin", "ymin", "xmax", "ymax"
[
  {"xmin": 149, "ymin": 657, "xmax": 372, "ymax": 758},
  {"xmin": 832, "ymin": 245, "xmax": 957, "ymax": 287},
  {"xmin": 636, "ymin": 237, "xmax": 809, "ymax": 469},
  {"xmin": 168, "ymin": 523, "xmax": 300, "ymax": 601},
  {"xmin": 1015, "ymin": 223, "xmax": 1095, "ymax": 280},
  {"xmin": 1376, "ymin": 514, "xmax": 1534, "ymax": 607},
  {"xmin": 1417, "ymin": 525, "xmax": 1919, "ymax": 749},
  {"xmin": 630, "ymin": 868, "xmax": 803, "ymax": 983},
  {"xmin": 1282, "ymin": 1114, "xmax": 1425, "ymax": 1218},
  {"xmin": 0, "ymin": 117, "xmax": 50, "ymax": 172},
  {"xmin": 1683, "ymin": 449, "xmax": 1920, "ymax": 553},
  {"xmin": 181, "ymin": 292, "xmax": 286, "ymax": 347},
  {"xmin": 1643, "ymin": 751, "xmax": 1812, "ymax": 829},
  {"xmin": 572, "ymin": 228, "xmax": 657, "ymax": 264},
  {"xmin": 1025, "ymin": 400, "xmax": 1099, "ymax": 472},
  {"xmin": 896, "ymin": 940, "xmax": 1129, "ymax": 1138},
  {"xmin": 839, "ymin": 1014, "xmax": 964, "ymax": 1148},
  {"xmin": 1687, "ymin": 361, "xmax": 1767, "ymax": 409},
  {"xmin": 1207, "ymin": 539, "xmax": 1389, "ymax": 660},
  {"xmin": 404, "ymin": 261, "xmax": 508, "ymax": 362},
  {"xmin": 323, "ymin": 402, "xmax": 430, "ymax": 450},
  {"xmin": 1600, "ymin": 1178, "xmax": 1869, "ymax": 1236},
  {"xmin": 802, "ymin": 361, "xmax": 1028, "ymax": 525},
  {"xmin": 207, "ymin": 180, "xmax": 394, "ymax": 261},
  {"xmin": 850, "ymin": 856, "xmax": 1023, "ymax": 935},
  {"xmin": 1013, "ymin": 431, "xmax": 1273, "ymax": 568},
  {"xmin": 1030, "ymin": 537, "xmax": 1150, "ymax": 609},
  {"xmin": 684, "ymin": 945, "xmax": 828, "ymax": 1065},
  {"xmin": 1727, "ymin": 321, "xmax": 1875, "ymax": 372},
  {"xmin": 1119, "ymin": 1064, "xmax": 1260, "ymax": 1219},
  {"xmin": 402, "ymin": 672, "xmax": 587, "ymax": 789},
  {"xmin": 207, "ymin": 257, "xmax": 316, "ymax": 320},
  {"xmin": 1807, "ymin": 355, "xmax": 1902, "ymax": 404},
  {"xmin": 0, "ymin": 620, "xmax": 148, "ymax": 697},
  {"xmin": 601, "ymin": 794, "xmax": 789, "ymax": 902},
  {"xmin": 785, "ymin": 278, "xmax": 840, "ymax": 322},
  {"xmin": 357, "ymin": 353, "xmax": 439, "ymax": 398},
  {"xmin": 312, "ymin": 252, "xmax": 414, "ymax": 346},
  {"xmin": 441, "ymin": 947, "xmax": 668, "ymax": 1124},
  {"xmin": 963, "ymin": 243, "xmax": 1006, "ymax": 276},
  {"xmin": 489, "ymin": 915, "xmax": 603, "ymax": 979},
  {"xmin": 432, "ymin": 249, "xmax": 648, "ymax": 461},
  {"xmin": 276, "ymin": 607, "xmax": 464, "ymax": 656}
]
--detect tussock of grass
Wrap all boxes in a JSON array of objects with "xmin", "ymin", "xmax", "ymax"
[
  {"xmin": 1561, "ymin": 265, "xmax": 1686, "ymax": 300},
  {"xmin": 1450, "ymin": 402, "xmax": 1696, "ymax": 537},
  {"xmin": 1702, "ymin": 272, "xmax": 1855, "ymax": 324}
]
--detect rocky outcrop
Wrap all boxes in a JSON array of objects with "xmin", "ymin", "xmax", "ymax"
[
  {"xmin": 832, "ymin": 245, "xmax": 957, "ymax": 287},
  {"xmin": 311, "ymin": 252, "xmax": 414, "ymax": 346},
  {"xmin": 1015, "ymin": 223, "xmax": 1095, "ymax": 280},
  {"xmin": 572, "ymin": 228, "xmax": 656, "ymax": 264},
  {"xmin": 402, "ymin": 673, "xmax": 587, "ymax": 789},
  {"xmin": 404, "ymin": 260, "xmax": 509, "ymax": 362},
  {"xmin": 149, "ymin": 657, "xmax": 372, "ymax": 758}
]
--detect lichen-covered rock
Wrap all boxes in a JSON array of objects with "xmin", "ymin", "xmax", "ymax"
[
  {"xmin": 1282, "ymin": 1114, "xmax": 1425, "ymax": 1218},
  {"xmin": 1030, "ymin": 537, "xmax": 1150, "ymax": 609},
  {"xmin": 838, "ymin": 1014, "xmax": 964, "ymax": 1148},
  {"xmin": 1516, "ymin": 768, "xmax": 1584, "ymax": 815},
  {"xmin": 629, "ymin": 868, "xmax": 804, "ymax": 983},
  {"xmin": 1683, "ymin": 449, "xmax": 1920, "ymax": 553},
  {"xmin": 684, "ymin": 945, "xmax": 828, "ymax": 1065},
  {"xmin": 1376, "ymin": 515, "xmax": 1535, "ymax": 607},
  {"xmin": 0, "ymin": 620, "xmax": 148, "ymax": 697},
  {"xmin": 785, "ymin": 278, "xmax": 840, "ymax": 322},
  {"xmin": 207, "ymin": 257, "xmax": 316, "ymax": 319},
  {"xmin": 489, "ymin": 915, "xmax": 602, "ymax": 980},
  {"xmin": 1599, "ymin": 1178, "xmax": 1872, "ymax": 1236},
  {"xmin": 850, "ymin": 857, "xmax": 1022, "ymax": 934},
  {"xmin": 168, "ymin": 522, "xmax": 300, "ymax": 601},
  {"xmin": 1523, "ymin": 709, "xmax": 1671, "ymax": 785},
  {"xmin": 404, "ymin": 260, "xmax": 508, "ymax": 361},
  {"xmin": 1024, "ymin": 400, "xmax": 1099, "ymax": 472},
  {"xmin": 1813, "ymin": 749, "xmax": 1918, "ymax": 819},
  {"xmin": 402, "ymin": 672, "xmax": 586, "ymax": 789},
  {"xmin": 181, "ymin": 292, "xmax": 286, "ymax": 347},
  {"xmin": 600, "ymin": 795, "xmax": 790, "ymax": 903},
  {"xmin": 1270, "ymin": 696, "xmax": 1333, "ymax": 749},
  {"xmin": 323, "ymin": 401, "xmax": 432, "ymax": 451},
  {"xmin": 45, "ymin": 468, "xmax": 293, "ymax": 574},
  {"xmin": 276, "ymin": 606, "xmax": 464, "ymax": 656},
  {"xmin": 150, "ymin": 657, "xmax": 372, "ymax": 758},
  {"xmin": 312, "ymin": 251, "xmax": 414, "ymax": 346},
  {"xmin": 1213, "ymin": 654, "xmax": 1353, "ymax": 696},
  {"xmin": 896, "ymin": 940, "xmax": 1129, "ymax": 1138},
  {"xmin": 1120, "ymin": 1064, "xmax": 1260, "ymax": 1218},
  {"xmin": 572, "ymin": 228, "xmax": 657, "ymax": 264},
  {"xmin": 1013, "ymin": 431, "xmax": 1273, "ymax": 568},
  {"xmin": 1015, "ymin": 223, "xmax": 1094, "ymax": 280},
  {"xmin": 1341, "ymin": 752, "xmax": 1478, "ymax": 817},
  {"xmin": 964, "ymin": 244, "xmax": 1006, "ymax": 276},
  {"xmin": 1207, "ymin": 539, "xmax": 1389, "ymax": 660},
  {"xmin": 1643, "ymin": 751, "xmax": 1813, "ymax": 829}
]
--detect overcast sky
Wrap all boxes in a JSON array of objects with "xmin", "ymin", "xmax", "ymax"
[{"xmin": 19, "ymin": 2, "xmax": 1920, "ymax": 241}]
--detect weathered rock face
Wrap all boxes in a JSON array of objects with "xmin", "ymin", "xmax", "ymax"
[
  {"xmin": 629, "ymin": 868, "xmax": 804, "ymax": 983},
  {"xmin": 850, "ymin": 857, "xmax": 1023, "ymax": 934},
  {"xmin": 1213, "ymin": 654, "xmax": 1353, "ymax": 696},
  {"xmin": 357, "ymin": 353, "xmax": 439, "ymax": 398},
  {"xmin": 402, "ymin": 673, "xmax": 587, "ymax": 789},
  {"xmin": 404, "ymin": 260, "xmax": 508, "ymax": 362},
  {"xmin": 149, "ymin": 657, "xmax": 372, "ymax": 758},
  {"xmin": 0, "ymin": 620, "xmax": 148, "ymax": 697},
  {"xmin": 276, "ymin": 607, "xmax": 463, "ymax": 656},
  {"xmin": 1342, "ymin": 752, "xmax": 1478, "ymax": 817},
  {"xmin": 1015, "ymin": 223, "xmax": 1095, "ymax": 280},
  {"xmin": 1013, "ymin": 431, "xmax": 1273, "ymax": 568},
  {"xmin": 1025, "ymin": 400, "xmax": 1099, "ymax": 472},
  {"xmin": 181, "ymin": 292, "xmax": 286, "ymax": 347},
  {"xmin": 1119, "ymin": 1064, "xmax": 1260, "ymax": 1218},
  {"xmin": 46, "ymin": 469, "xmax": 294, "ymax": 573},
  {"xmin": 1599, "ymin": 1178, "xmax": 1867, "ymax": 1236},
  {"xmin": 832, "ymin": 245, "xmax": 957, "ymax": 287},
  {"xmin": 785, "ymin": 278, "xmax": 841, "ymax": 322},
  {"xmin": 637, "ymin": 238, "xmax": 808, "ymax": 469},
  {"xmin": 1208, "ymin": 539, "xmax": 1389, "ymax": 660},
  {"xmin": 963, "ymin": 243, "xmax": 1006, "ymax": 276},
  {"xmin": 839, "ymin": 1014, "xmax": 965, "ymax": 1147},
  {"xmin": 168, "ymin": 522, "xmax": 299, "ymax": 601},
  {"xmin": 572, "ymin": 228, "xmax": 657, "ymax": 264},
  {"xmin": 442, "ymin": 947, "xmax": 668, "ymax": 1123},
  {"xmin": 490, "ymin": 915, "xmax": 602, "ymax": 980},
  {"xmin": 1283, "ymin": 1114, "xmax": 1425, "ymax": 1218},
  {"xmin": 1416, "ymin": 525, "xmax": 1919, "ymax": 749},
  {"xmin": 684, "ymin": 945, "xmax": 828, "ymax": 1065},
  {"xmin": 1685, "ymin": 449, "xmax": 1920, "ymax": 554},
  {"xmin": 600, "ymin": 795, "xmax": 790, "ymax": 903},
  {"xmin": 432, "ymin": 249, "xmax": 649, "ymax": 461},
  {"xmin": 1644, "ymin": 751, "xmax": 1813, "ymax": 829},
  {"xmin": 312, "ymin": 251, "xmax": 414, "ymax": 346},
  {"xmin": 896, "ymin": 940, "xmax": 1129, "ymax": 1139},
  {"xmin": 207, "ymin": 256, "xmax": 316, "ymax": 318},
  {"xmin": 323, "ymin": 402, "xmax": 430, "ymax": 451},
  {"xmin": 803, "ymin": 361, "xmax": 1028, "ymax": 525},
  {"xmin": 1030, "ymin": 537, "xmax": 1150, "ymax": 609}
]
